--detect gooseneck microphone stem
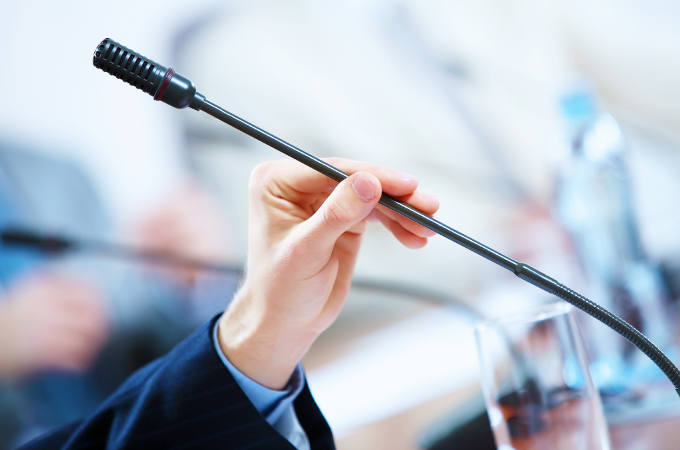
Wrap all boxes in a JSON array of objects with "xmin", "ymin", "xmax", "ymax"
[
  {"xmin": 199, "ymin": 99, "xmax": 518, "ymax": 272},
  {"xmin": 0, "ymin": 228, "xmax": 241, "ymax": 275},
  {"xmin": 2, "ymin": 227, "xmax": 481, "ymax": 311},
  {"xmin": 199, "ymin": 98, "xmax": 680, "ymax": 395},
  {"xmin": 92, "ymin": 38, "xmax": 680, "ymax": 396}
]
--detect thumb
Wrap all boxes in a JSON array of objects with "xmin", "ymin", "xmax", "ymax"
[{"xmin": 300, "ymin": 172, "xmax": 381, "ymax": 251}]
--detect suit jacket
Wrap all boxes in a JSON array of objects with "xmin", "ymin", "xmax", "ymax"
[{"xmin": 21, "ymin": 316, "xmax": 335, "ymax": 449}]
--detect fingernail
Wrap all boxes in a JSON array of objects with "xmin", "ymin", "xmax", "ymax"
[{"xmin": 352, "ymin": 174, "xmax": 378, "ymax": 202}]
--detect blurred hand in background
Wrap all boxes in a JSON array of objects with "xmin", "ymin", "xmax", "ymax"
[
  {"xmin": 0, "ymin": 274, "xmax": 110, "ymax": 378},
  {"xmin": 133, "ymin": 180, "xmax": 230, "ymax": 282}
]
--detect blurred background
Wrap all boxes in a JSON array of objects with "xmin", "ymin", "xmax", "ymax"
[{"xmin": 1, "ymin": 0, "xmax": 680, "ymax": 448}]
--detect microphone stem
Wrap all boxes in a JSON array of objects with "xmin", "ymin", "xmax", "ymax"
[
  {"xmin": 197, "ymin": 97, "xmax": 680, "ymax": 395},
  {"xmin": 78, "ymin": 240, "xmax": 241, "ymax": 275},
  {"xmin": 198, "ymin": 99, "xmax": 518, "ymax": 272}
]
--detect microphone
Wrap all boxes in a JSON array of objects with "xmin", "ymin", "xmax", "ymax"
[
  {"xmin": 1, "ymin": 228, "xmax": 73, "ymax": 253},
  {"xmin": 92, "ymin": 38, "xmax": 680, "ymax": 396},
  {"xmin": 0, "ymin": 227, "xmax": 242, "ymax": 275},
  {"xmin": 93, "ymin": 38, "xmax": 204, "ymax": 110},
  {"xmin": 1, "ymin": 227, "xmax": 472, "ymax": 308}
]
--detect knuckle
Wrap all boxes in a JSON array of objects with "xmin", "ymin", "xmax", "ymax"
[
  {"xmin": 324, "ymin": 157, "xmax": 356, "ymax": 175},
  {"xmin": 324, "ymin": 156, "xmax": 343, "ymax": 167},
  {"xmin": 322, "ymin": 200, "xmax": 352, "ymax": 226},
  {"xmin": 347, "ymin": 220, "xmax": 367, "ymax": 235},
  {"xmin": 249, "ymin": 161, "xmax": 274, "ymax": 191},
  {"xmin": 324, "ymin": 157, "xmax": 347, "ymax": 171},
  {"xmin": 276, "ymin": 236, "xmax": 307, "ymax": 266},
  {"xmin": 249, "ymin": 162, "xmax": 284, "ymax": 200}
]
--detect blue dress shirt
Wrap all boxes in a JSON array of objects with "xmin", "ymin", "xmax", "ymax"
[{"xmin": 212, "ymin": 321, "xmax": 311, "ymax": 450}]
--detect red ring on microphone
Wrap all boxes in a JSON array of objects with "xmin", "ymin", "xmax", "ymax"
[{"xmin": 154, "ymin": 68, "xmax": 175, "ymax": 101}]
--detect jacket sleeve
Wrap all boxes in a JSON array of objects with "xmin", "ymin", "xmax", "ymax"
[{"xmin": 20, "ymin": 315, "xmax": 335, "ymax": 450}]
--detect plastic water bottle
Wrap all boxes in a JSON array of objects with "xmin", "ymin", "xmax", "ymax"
[{"xmin": 555, "ymin": 90, "xmax": 672, "ymax": 394}]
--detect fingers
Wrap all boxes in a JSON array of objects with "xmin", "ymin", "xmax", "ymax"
[
  {"xmin": 374, "ymin": 190, "xmax": 440, "ymax": 238},
  {"xmin": 389, "ymin": 189, "xmax": 440, "ymax": 216},
  {"xmin": 326, "ymin": 158, "xmax": 419, "ymax": 197},
  {"xmin": 251, "ymin": 158, "xmax": 418, "ymax": 197},
  {"xmin": 31, "ymin": 309, "xmax": 108, "ymax": 372},
  {"xmin": 30, "ymin": 277, "xmax": 109, "ymax": 371},
  {"xmin": 374, "ymin": 213, "xmax": 428, "ymax": 249},
  {"xmin": 42, "ymin": 331, "xmax": 103, "ymax": 371},
  {"xmin": 296, "ymin": 172, "xmax": 381, "ymax": 254},
  {"xmin": 134, "ymin": 182, "xmax": 227, "ymax": 263},
  {"xmin": 46, "ymin": 279, "xmax": 108, "ymax": 326},
  {"xmin": 253, "ymin": 158, "xmax": 440, "ymax": 249}
]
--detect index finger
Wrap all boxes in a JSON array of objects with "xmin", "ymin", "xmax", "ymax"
[{"xmin": 259, "ymin": 157, "xmax": 420, "ymax": 198}]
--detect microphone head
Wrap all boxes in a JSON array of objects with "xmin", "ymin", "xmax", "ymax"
[
  {"xmin": 93, "ymin": 38, "xmax": 201, "ymax": 109},
  {"xmin": 93, "ymin": 38, "xmax": 165, "ymax": 97}
]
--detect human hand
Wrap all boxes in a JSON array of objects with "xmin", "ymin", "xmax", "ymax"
[
  {"xmin": 0, "ymin": 274, "xmax": 110, "ymax": 378},
  {"xmin": 218, "ymin": 158, "xmax": 439, "ymax": 389}
]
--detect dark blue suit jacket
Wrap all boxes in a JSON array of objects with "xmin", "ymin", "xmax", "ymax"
[{"xmin": 21, "ymin": 316, "xmax": 335, "ymax": 449}]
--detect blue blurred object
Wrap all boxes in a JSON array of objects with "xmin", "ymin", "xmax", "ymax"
[
  {"xmin": 0, "ymin": 142, "xmax": 112, "ymax": 286},
  {"xmin": 0, "ymin": 142, "xmax": 238, "ymax": 448},
  {"xmin": 0, "ymin": 191, "xmax": 42, "ymax": 285},
  {"xmin": 555, "ymin": 89, "xmax": 674, "ymax": 395}
]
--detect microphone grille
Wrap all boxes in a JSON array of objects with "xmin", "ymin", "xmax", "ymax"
[{"xmin": 93, "ymin": 38, "xmax": 164, "ymax": 96}]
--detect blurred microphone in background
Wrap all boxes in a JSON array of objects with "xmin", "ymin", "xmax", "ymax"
[{"xmin": 0, "ymin": 142, "xmax": 236, "ymax": 448}]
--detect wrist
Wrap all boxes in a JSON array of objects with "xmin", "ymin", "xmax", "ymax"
[{"xmin": 218, "ymin": 287, "xmax": 317, "ymax": 390}]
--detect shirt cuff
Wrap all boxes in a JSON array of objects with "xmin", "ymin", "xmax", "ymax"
[{"xmin": 211, "ymin": 318, "xmax": 305, "ymax": 426}]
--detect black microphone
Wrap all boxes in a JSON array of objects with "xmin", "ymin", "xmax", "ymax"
[
  {"xmin": 92, "ymin": 38, "xmax": 680, "ymax": 396},
  {"xmin": 93, "ymin": 38, "xmax": 204, "ymax": 110},
  {"xmin": 1, "ymin": 227, "xmax": 472, "ymax": 308},
  {"xmin": 0, "ymin": 227, "xmax": 242, "ymax": 275},
  {"xmin": 0, "ymin": 228, "xmax": 73, "ymax": 253}
]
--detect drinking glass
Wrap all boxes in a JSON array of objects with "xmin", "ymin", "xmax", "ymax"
[{"xmin": 475, "ymin": 302, "xmax": 610, "ymax": 450}]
